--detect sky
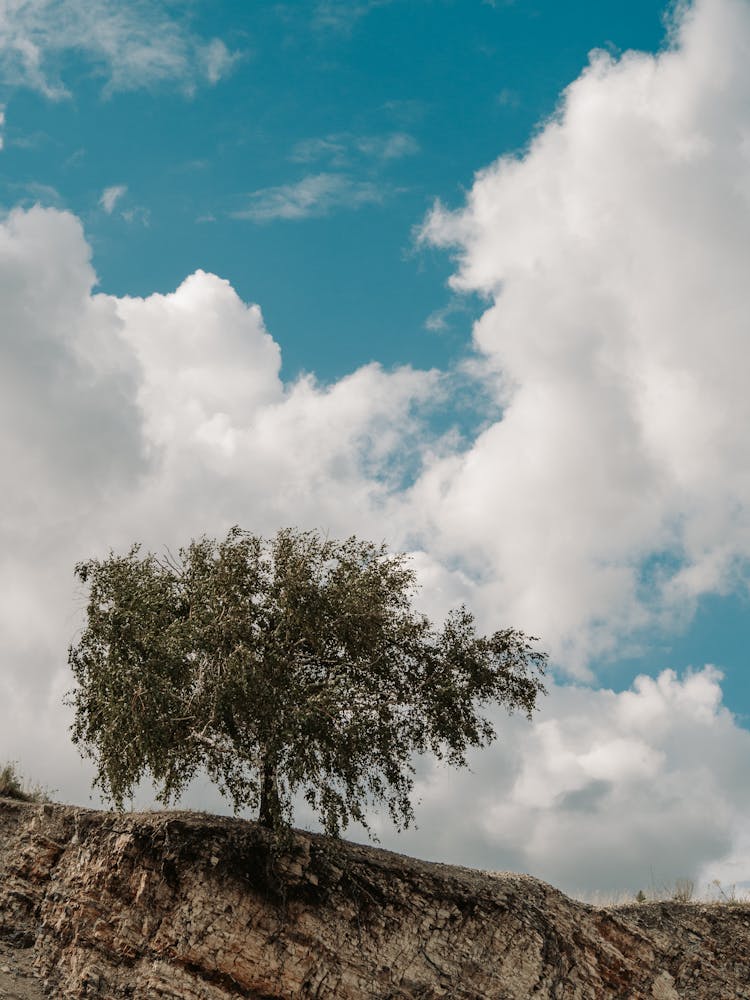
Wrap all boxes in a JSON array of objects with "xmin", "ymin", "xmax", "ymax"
[{"xmin": 2, "ymin": 0, "xmax": 750, "ymax": 899}]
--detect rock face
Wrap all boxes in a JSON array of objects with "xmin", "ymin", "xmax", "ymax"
[{"xmin": 1, "ymin": 797, "xmax": 749, "ymax": 999}]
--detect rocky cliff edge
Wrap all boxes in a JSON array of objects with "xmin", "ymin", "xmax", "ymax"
[{"xmin": 1, "ymin": 796, "xmax": 749, "ymax": 999}]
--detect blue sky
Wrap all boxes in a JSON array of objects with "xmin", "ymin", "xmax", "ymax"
[
  {"xmin": 3, "ymin": 0, "xmax": 750, "ymax": 897},
  {"xmin": 1, "ymin": 0, "xmax": 667, "ymax": 380}
]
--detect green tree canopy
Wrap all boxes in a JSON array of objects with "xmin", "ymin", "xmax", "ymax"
[{"xmin": 68, "ymin": 527, "xmax": 547, "ymax": 836}]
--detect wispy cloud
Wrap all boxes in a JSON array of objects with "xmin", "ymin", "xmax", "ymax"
[
  {"xmin": 99, "ymin": 184, "xmax": 149, "ymax": 225},
  {"xmin": 121, "ymin": 207, "xmax": 150, "ymax": 226},
  {"xmin": 269, "ymin": 130, "xmax": 415, "ymax": 223},
  {"xmin": 0, "ymin": 0, "xmax": 239, "ymax": 99},
  {"xmin": 99, "ymin": 184, "xmax": 126, "ymax": 214},
  {"xmin": 312, "ymin": 0, "xmax": 393, "ymax": 33},
  {"xmin": 234, "ymin": 172, "xmax": 384, "ymax": 222},
  {"xmin": 199, "ymin": 37, "xmax": 238, "ymax": 86},
  {"xmin": 290, "ymin": 136, "xmax": 350, "ymax": 167},
  {"xmin": 424, "ymin": 298, "xmax": 475, "ymax": 333},
  {"xmin": 291, "ymin": 130, "xmax": 419, "ymax": 167},
  {"xmin": 495, "ymin": 87, "xmax": 520, "ymax": 109},
  {"xmin": 4, "ymin": 179, "xmax": 64, "ymax": 206},
  {"xmin": 358, "ymin": 131, "xmax": 419, "ymax": 160}
]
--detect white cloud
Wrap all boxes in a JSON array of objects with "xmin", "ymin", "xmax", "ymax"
[
  {"xmin": 0, "ymin": 204, "xmax": 439, "ymax": 808},
  {"xmin": 99, "ymin": 183, "xmax": 126, "ymax": 214},
  {"xmin": 1, "ymin": 201, "xmax": 750, "ymax": 896},
  {"xmin": 377, "ymin": 665, "xmax": 750, "ymax": 896},
  {"xmin": 0, "ymin": 0, "xmax": 238, "ymax": 99},
  {"xmin": 234, "ymin": 172, "xmax": 385, "ymax": 221},
  {"xmin": 415, "ymin": 0, "xmax": 750, "ymax": 670},
  {"xmin": 199, "ymin": 36, "xmax": 239, "ymax": 86},
  {"xmin": 6, "ymin": 0, "xmax": 750, "ymax": 895},
  {"xmin": 0, "ymin": 205, "xmax": 438, "ymax": 550},
  {"xmin": 154, "ymin": 664, "xmax": 750, "ymax": 897}
]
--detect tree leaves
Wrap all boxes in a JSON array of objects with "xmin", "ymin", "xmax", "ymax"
[{"xmin": 68, "ymin": 527, "xmax": 547, "ymax": 836}]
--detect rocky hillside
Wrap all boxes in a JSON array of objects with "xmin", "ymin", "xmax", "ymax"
[{"xmin": 1, "ymin": 797, "xmax": 749, "ymax": 999}]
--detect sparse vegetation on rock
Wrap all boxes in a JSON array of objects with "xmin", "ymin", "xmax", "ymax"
[{"xmin": 0, "ymin": 763, "xmax": 53, "ymax": 805}]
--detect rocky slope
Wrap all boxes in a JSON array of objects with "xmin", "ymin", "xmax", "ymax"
[{"xmin": 1, "ymin": 796, "xmax": 749, "ymax": 999}]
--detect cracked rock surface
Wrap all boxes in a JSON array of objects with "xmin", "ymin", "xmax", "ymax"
[{"xmin": 1, "ymin": 797, "xmax": 749, "ymax": 999}]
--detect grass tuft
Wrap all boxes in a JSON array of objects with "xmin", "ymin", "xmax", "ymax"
[
  {"xmin": 0, "ymin": 761, "xmax": 55, "ymax": 803},
  {"xmin": 575, "ymin": 877, "xmax": 750, "ymax": 908}
]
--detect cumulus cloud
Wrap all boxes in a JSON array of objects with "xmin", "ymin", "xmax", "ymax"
[
  {"xmin": 129, "ymin": 662, "xmax": 750, "ymax": 897},
  {"xmin": 234, "ymin": 173, "xmax": 385, "ymax": 221},
  {"xmin": 2, "ymin": 200, "xmax": 750, "ymax": 896},
  {"xmin": 0, "ymin": 203, "xmax": 439, "ymax": 804},
  {"xmin": 0, "ymin": 0, "xmax": 238, "ymax": 98},
  {"xmin": 362, "ymin": 665, "xmax": 750, "ymax": 896},
  {"xmin": 5, "ymin": 0, "xmax": 750, "ymax": 894},
  {"xmin": 0, "ymin": 206, "xmax": 148, "ymax": 789},
  {"xmin": 415, "ymin": 0, "xmax": 750, "ymax": 669}
]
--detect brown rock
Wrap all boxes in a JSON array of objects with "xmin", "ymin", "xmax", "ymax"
[{"xmin": 1, "ymin": 796, "xmax": 749, "ymax": 999}]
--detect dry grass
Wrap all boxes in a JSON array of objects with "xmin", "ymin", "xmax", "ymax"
[
  {"xmin": 575, "ymin": 877, "xmax": 750, "ymax": 909},
  {"xmin": 0, "ymin": 762, "xmax": 55, "ymax": 804}
]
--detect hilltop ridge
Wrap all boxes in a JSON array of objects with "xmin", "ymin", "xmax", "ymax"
[{"xmin": 0, "ymin": 796, "xmax": 749, "ymax": 999}]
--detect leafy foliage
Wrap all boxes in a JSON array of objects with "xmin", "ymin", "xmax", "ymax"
[{"xmin": 68, "ymin": 527, "xmax": 547, "ymax": 835}]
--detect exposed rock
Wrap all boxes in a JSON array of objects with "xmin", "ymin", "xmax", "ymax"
[{"xmin": 1, "ymin": 796, "xmax": 749, "ymax": 999}]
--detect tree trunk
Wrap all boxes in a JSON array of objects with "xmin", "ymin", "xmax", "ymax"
[{"xmin": 258, "ymin": 757, "xmax": 280, "ymax": 828}]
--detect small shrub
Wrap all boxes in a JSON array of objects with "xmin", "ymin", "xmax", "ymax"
[
  {"xmin": 671, "ymin": 878, "xmax": 695, "ymax": 903},
  {"xmin": 0, "ymin": 762, "xmax": 54, "ymax": 803},
  {"xmin": 635, "ymin": 889, "xmax": 647, "ymax": 903},
  {"xmin": 0, "ymin": 762, "xmax": 31, "ymax": 800},
  {"xmin": 709, "ymin": 879, "xmax": 748, "ymax": 905}
]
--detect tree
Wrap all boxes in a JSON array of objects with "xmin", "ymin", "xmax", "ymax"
[{"xmin": 68, "ymin": 527, "xmax": 547, "ymax": 836}]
